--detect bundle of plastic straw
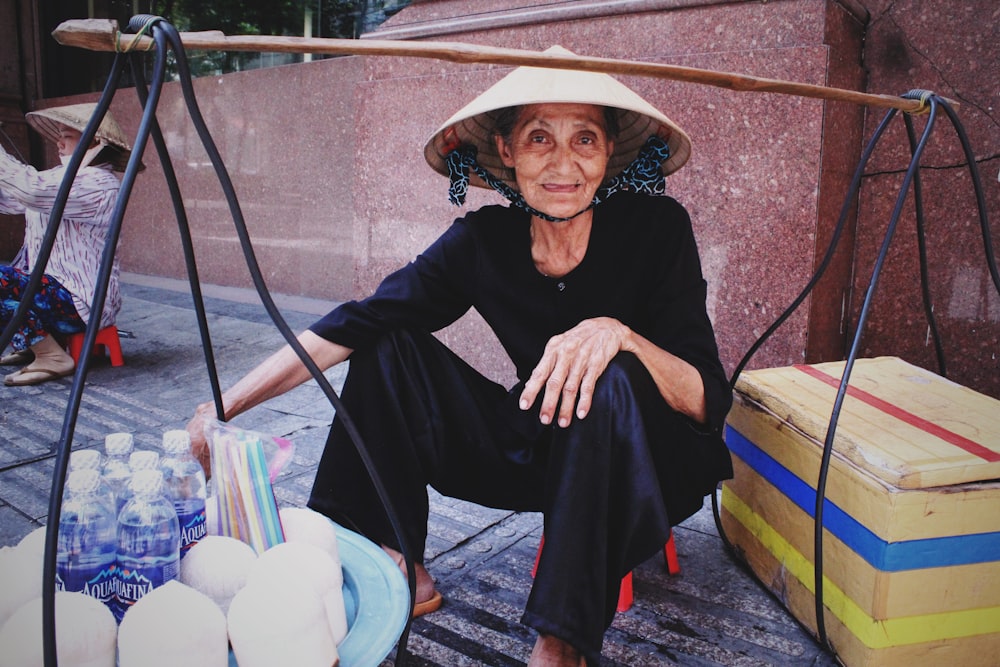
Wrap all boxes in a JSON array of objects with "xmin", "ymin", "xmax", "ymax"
[{"xmin": 208, "ymin": 425, "xmax": 285, "ymax": 554}]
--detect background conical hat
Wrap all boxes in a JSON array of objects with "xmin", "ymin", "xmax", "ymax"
[
  {"xmin": 424, "ymin": 45, "xmax": 691, "ymax": 191},
  {"xmin": 26, "ymin": 103, "xmax": 135, "ymax": 171}
]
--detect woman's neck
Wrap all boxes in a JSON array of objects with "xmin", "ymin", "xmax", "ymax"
[{"xmin": 529, "ymin": 210, "xmax": 594, "ymax": 278}]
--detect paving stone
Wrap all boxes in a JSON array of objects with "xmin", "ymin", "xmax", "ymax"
[{"xmin": 0, "ymin": 504, "xmax": 41, "ymax": 545}]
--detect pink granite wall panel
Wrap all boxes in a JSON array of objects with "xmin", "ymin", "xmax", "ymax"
[
  {"xmin": 117, "ymin": 57, "xmax": 362, "ymax": 301},
  {"xmin": 851, "ymin": 0, "xmax": 999, "ymax": 397}
]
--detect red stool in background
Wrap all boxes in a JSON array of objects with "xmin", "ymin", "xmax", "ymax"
[
  {"xmin": 532, "ymin": 530, "xmax": 680, "ymax": 613},
  {"xmin": 67, "ymin": 325, "xmax": 124, "ymax": 367}
]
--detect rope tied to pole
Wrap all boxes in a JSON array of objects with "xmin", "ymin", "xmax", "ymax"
[
  {"xmin": 903, "ymin": 89, "xmax": 935, "ymax": 115},
  {"xmin": 114, "ymin": 18, "xmax": 156, "ymax": 53}
]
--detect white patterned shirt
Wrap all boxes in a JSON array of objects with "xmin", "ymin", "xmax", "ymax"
[{"xmin": 0, "ymin": 146, "xmax": 122, "ymax": 328}]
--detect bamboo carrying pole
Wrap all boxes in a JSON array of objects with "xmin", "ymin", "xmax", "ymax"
[{"xmin": 54, "ymin": 18, "xmax": 943, "ymax": 113}]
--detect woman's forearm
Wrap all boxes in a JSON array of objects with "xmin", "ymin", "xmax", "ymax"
[
  {"xmin": 621, "ymin": 329, "xmax": 707, "ymax": 424},
  {"xmin": 197, "ymin": 330, "xmax": 352, "ymax": 422}
]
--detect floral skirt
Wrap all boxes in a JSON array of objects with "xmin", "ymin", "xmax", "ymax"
[{"xmin": 1, "ymin": 265, "xmax": 85, "ymax": 350}]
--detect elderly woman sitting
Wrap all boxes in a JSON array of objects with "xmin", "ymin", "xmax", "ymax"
[
  {"xmin": 1, "ymin": 104, "xmax": 132, "ymax": 386},
  {"xmin": 189, "ymin": 46, "xmax": 733, "ymax": 666}
]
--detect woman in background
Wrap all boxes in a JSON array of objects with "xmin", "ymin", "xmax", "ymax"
[{"xmin": 0, "ymin": 103, "xmax": 133, "ymax": 386}]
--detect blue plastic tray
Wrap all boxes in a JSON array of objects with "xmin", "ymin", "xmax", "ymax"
[{"xmin": 229, "ymin": 523, "xmax": 409, "ymax": 666}]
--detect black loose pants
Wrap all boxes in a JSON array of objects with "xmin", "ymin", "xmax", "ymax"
[{"xmin": 308, "ymin": 329, "xmax": 719, "ymax": 664}]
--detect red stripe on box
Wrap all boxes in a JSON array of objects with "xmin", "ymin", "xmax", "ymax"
[{"xmin": 794, "ymin": 364, "xmax": 1000, "ymax": 462}]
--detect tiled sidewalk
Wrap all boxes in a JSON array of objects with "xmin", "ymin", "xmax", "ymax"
[{"xmin": 0, "ymin": 275, "xmax": 837, "ymax": 666}]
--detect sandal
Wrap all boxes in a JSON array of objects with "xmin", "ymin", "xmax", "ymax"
[
  {"xmin": 412, "ymin": 590, "xmax": 443, "ymax": 618},
  {"xmin": 0, "ymin": 349, "xmax": 34, "ymax": 366},
  {"xmin": 4, "ymin": 365, "xmax": 74, "ymax": 386}
]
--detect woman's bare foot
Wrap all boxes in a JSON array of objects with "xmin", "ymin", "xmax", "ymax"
[
  {"xmin": 382, "ymin": 545, "xmax": 436, "ymax": 604},
  {"xmin": 528, "ymin": 634, "xmax": 586, "ymax": 666},
  {"xmin": 3, "ymin": 335, "xmax": 74, "ymax": 386}
]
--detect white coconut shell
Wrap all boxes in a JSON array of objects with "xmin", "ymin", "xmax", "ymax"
[
  {"xmin": 277, "ymin": 507, "xmax": 341, "ymax": 564},
  {"xmin": 0, "ymin": 541, "xmax": 43, "ymax": 629},
  {"xmin": 17, "ymin": 526, "xmax": 47, "ymax": 560},
  {"xmin": 0, "ymin": 592, "xmax": 116, "ymax": 667},
  {"xmin": 228, "ymin": 577, "xmax": 339, "ymax": 667},
  {"xmin": 117, "ymin": 580, "xmax": 228, "ymax": 667},
  {"xmin": 248, "ymin": 541, "xmax": 348, "ymax": 644},
  {"xmin": 179, "ymin": 535, "xmax": 257, "ymax": 615}
]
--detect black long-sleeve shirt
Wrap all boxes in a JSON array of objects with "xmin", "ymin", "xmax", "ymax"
[{"xmin": 311, "ymin": 192, "xmax": 731, "ymax": 432}]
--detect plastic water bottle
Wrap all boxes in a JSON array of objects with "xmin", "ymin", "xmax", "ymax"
[
  {"xmin": 114, "ymin": 450, "xmax": 161, "ymax": 516},
  {"xmin": 69, "ymin": 448, "xmax": 102, "ymax": 472},
  {"xmin": 56, "ymin": 469, "xmax": 118, "ymax": 616},
  {"xmin": 102, "ymin": 432, "xmax": 134, "ymax": 515},
  {"xmin": 115, "ymin": 468, "xmax": 180, "ymax": 622},
  {"xmin": 160, "ymin": 429, "xmax": 207, "ymax": 558},
  {"xmin": 68, "ymin": 449, "xmax": 115, "ymax": 513}
]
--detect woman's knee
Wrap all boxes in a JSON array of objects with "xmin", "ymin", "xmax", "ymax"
[{"xmin": 589, "ymin": 352, "xmax": 654, "ymax": 412}]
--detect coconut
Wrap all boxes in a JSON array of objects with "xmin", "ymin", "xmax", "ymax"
[
  {"xmin": 0, "ymin": 540, "xmax": 43, "ymax": 628},
  {"xmin": 228, "ymin": 577, "xmax": 339, "ymax": 667},
  {"xmin": 0, "ymin": 592, "xmax": 116, "ymax": 667},
  {"xmin": 248, "ymin": 541, "xmax": 348, "ymax": 644},
  {"xmin": 179, "ymin": 535, "xmax": 257, "ymax": 615},
  {"xmin": 17, "ymin": 526, "xmax": 47, "ymax": 560},
  {"xmin": 278, "ymin": 507, "xmax": 341, "ymax": 564},
  {"xmin": 118, "ymin": 580, "xmax": 228, "ymax": 667}
]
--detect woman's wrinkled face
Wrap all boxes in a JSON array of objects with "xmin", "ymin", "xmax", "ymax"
[{"xmin": 495, "ymin": 103, "xmax": 613, "ymax": 220}]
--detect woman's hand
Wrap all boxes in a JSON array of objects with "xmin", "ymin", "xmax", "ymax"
[
  {"xmin": 182, "ymin": 331, "xmax": 354, "ymax": 479},
  {"xmin": 186, "ymin": 401, "xmax": 218, "ymax": 477},
  {"xmin": 519, "ymin": 317, "xmax": 630, "ymax": 427}
]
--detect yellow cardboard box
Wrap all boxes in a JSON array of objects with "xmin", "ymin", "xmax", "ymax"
[{"xmin": 721, "ymin": 357, "xmax": 1000, "ymax": 667}]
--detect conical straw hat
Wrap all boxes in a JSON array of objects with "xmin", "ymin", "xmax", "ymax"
[
  {"xmin": 26, "ymin": 103, "xmax": 135, "ymax": 171},
  {"xmin": 424, "ymin": 45, "xmax": 691, "ymax": 191}
]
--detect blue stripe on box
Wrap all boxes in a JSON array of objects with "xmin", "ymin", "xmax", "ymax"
[{"xmin": 725, "ymin": 425, "xmax": 1000, "ymax": 571}]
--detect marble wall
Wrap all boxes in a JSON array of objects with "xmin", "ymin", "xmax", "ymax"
[
  {"xmin": 846, "ymin": 0, "xmax": 1000, "ymax": 398},
  {"xmin": 33, "ymin": 0, "xmax": 997, "ymax": 397}
]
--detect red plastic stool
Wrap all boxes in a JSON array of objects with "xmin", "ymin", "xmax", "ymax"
[
  {"xmin": 67, "ymin": 325, "xmax": 124, "ymax": 367},
  {"xmin": 532, "ymin": 530, "xmax": 680, "ymax": 613}
]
